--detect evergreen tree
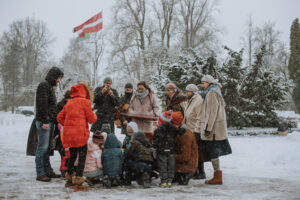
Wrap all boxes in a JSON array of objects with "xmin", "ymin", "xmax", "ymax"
[{"xmin": 288, "ymin": 18, "xmax": 300, "ymax": 112}]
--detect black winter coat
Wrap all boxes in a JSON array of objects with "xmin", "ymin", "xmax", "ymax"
[
  {"xmin": 153, "ymin": 122, "xmax": 177, "ymax": 154},
  {"xmin": 35, "ymin": 67, "xmax": 64, "ymax": 124}
]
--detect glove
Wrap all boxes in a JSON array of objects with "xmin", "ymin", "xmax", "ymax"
[{"xmin": 204, "ymin": 130, "xmax": 211, "ymax": 137}]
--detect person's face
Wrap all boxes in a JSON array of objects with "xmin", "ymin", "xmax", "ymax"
[
  {"xmin": 201, "ymin": 81, "xmax": 210, "ymax": 90},
  {"xmin": 104, "ymin": 81, "xmax": 112, "ymax": 89},
  {"xmin": 126, "ymin": 126, "xmax": 134, "ymax": 136},
  {"xmin": 56, "ymin": 77, "xmax": 62, "ymax": 84},
  {"xmin": 137, "ymin": 85, "xmax": 146, "ymax": 93},
  {"xmin": 166, "ymin": 89, "xmax": 175, "ymax": 98},
  {"xmin": 186, "ymin": 91, "xmax": 193, "ymax": 97},
  {"xmin": 125, "ymin": 88, "xmax": 133, "ymax": 93}
]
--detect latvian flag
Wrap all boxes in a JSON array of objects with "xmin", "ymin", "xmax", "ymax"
[{"xmin": 73, "ymin": 12, "xmax": 103, "ymax": 41}]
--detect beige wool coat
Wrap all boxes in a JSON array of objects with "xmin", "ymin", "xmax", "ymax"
[
  {"xmin": 195, "ymin": 90, "xmax": 228, "ymax": 141},
  {"xmin": 128, "ymin": 91, "xmax": 159, "ymax": 133},
  {"xmin": 183, "ymin": 93, "xmax": 203, "ymax": 133}
]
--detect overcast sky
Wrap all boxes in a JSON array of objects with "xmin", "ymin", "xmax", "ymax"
[{"xmin": 0, "ymin": 0, "xmax": 299, "ymax": 61}]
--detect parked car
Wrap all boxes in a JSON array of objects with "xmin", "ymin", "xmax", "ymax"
[{"xmin": 15, "ymin": 106, "xmax": 34, "ymax": 116}]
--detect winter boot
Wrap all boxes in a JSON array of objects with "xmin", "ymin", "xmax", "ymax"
[
  {"xmin": 65, "ymin": 172, "xmax": 76, "ymax": 187},
  {"xmin": 179, "ymin": 173, "xmax": 193, "ymax": 185},
  {"xmin": 102, "ymin": 175, "xmax": 111, "ymax": 188},
  {"xmin": 167, "ymin": 180, "xmax": 172, "ymax": 188},
  {"xmin": 205, "ymin": 170, "xmax": 222, "ymax": 185},
  {"xmin": 36, "ymin": 174, "xmax": 51, "ymax": 182},
  {"xmin": 46, "ymin": 171, "xmax": 61, "ymax": 178},
  {"xmin": 142, "ymin": 172, "xmax": 151, "ymax": 188},
  {"xmin": 193, "ymin": 162, "xmax": 206, "ymax": 179},
  {"xmin": 85, "ymin": 177, "xmax": 95, "ymax": 186},
  {"xmin": 73, "ymin": 176, "xmax": 87, "ymax": 191},
  {"xmin": 159, "ymin": 180, "xmax": 168, "ymax": 188}
]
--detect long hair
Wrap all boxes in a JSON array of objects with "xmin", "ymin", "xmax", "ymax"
[{"xmin": 137, "ymin": 81, "xmax": 152, "ymax": 93}]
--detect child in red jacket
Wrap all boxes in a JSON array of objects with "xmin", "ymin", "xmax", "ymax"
[{"xmin": 57, "ymin": 81, "xmax": 97, "ymax": 191}]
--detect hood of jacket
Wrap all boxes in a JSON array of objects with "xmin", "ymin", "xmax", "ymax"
[
  {"xmin": 104, "ymin": 134, "xmax": 121, "ymax": 149},
  {"xmin": 45, "ymin": 67, "xmax": 64, "ymax": 86}
]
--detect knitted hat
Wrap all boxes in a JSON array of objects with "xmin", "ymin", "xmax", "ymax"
[
  {"xmin": 186, "ymin": 84, "xmax": 199, "ymax": 93},
  {"xmin": 92, "ymin": 130, "xmax": 105, "ymax": 144},
  {"xmin": 125, "ymin": 83, "xmax": 133, "ymax": 89},
  {"xmin": 103, "ymin": 77, "xmax": 112, "ymax": 83},
  {"xmin": 101, "ymin": 122, "xmax": 111, "ymax": 134},
  {"xmin": 127, "ymin": 121, "xmax": 139, "ymax": 133},
  {"xmin": 171, "ymin": 112, "xmax": 183, "ymax": 126},
  {"xmin": 158, "ymin": 110, "xmax": 173, "ymax": 126},
  {"xmin": 201, "ymin": 75, "xmax": 218, "ymax": 84},
  {"xmin": 165, "ymin": 83, "xmax": 177, "ymax": 90}
]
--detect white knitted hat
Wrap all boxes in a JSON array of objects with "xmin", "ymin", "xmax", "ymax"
[{"xmin": 186, "ymin": 84, "xmax": 199, "ymax": 93}]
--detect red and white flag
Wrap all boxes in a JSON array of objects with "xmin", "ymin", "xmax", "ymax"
[{"xmin": 73, "ymin": 12, "xmax": 103, "ymax": 39}]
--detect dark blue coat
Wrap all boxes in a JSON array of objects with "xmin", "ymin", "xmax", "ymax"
[{"xmin": 102, "ymin": 134, "xmax": 124, "ymax": 178}]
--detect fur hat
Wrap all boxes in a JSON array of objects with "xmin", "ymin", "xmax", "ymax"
[
  {"xmin": 92, "ymin": 130, "xmax": 105, "ymax": 144},
  {"xmin": 101, "ymin": 122, "xmax": 111, "ymax": 134},
  {"xmin": 186, "ymin": 84, "xmax": 199, "ymax": 93},
  {"xmin": 171, "ymin": 111, "xmax": 183, "ymax": 126},
  {"xmin": 165, "ymin": 83, "xmax": 177, "ymax": 90},
  {"xmin": 125, "ymin": 83, "xmax": 133, "ymax": 89},
  {"xmin": 158, "ymin": 110, "xmax": 173, "ymax": 126},
  {"xmin": 103, "ymin": 77, "xmax": 112, "ymax": 83}
]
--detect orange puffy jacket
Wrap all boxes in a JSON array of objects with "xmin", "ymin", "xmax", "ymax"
[{"xmin": 57, "ymin": 82, "xmax": 97, "ymax": 148}]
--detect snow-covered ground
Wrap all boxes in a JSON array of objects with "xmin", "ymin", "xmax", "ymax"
[{"xmin": 0, "ymin": 112, "xmax": 300, "ymax": 200}]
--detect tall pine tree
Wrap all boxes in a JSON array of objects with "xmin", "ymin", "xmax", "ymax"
[{"xmin": 288, "ymin": 18, "xmax": 300, "ymax": 112}]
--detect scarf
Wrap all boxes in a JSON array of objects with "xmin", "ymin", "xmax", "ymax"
[
  {"xmin": 136, "ymin": 89, "xmax": 149, "ymax": 103},
  {"xmin": 201, "ymin": 84, "xmax": 225, "ymax": 105}
]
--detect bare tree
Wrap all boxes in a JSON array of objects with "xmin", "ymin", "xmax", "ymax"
[
  {"xmin": 177, "ymin": 0, "xmax": 219, "ymax": 50},
  {"xmin": 153, "ymin": 0, "xmax": 177, "ymax": 48},
  {"xmin": 0, "ymin": 17, "xmax": 53, "ymax": 107}
]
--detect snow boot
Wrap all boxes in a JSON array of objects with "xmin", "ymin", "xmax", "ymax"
[
  {"xmin": 85, "ymin": 177, "xmax": 95, "ymax": 186},
  {"xmin": 159, "ymin": 180, "xmax": 168, "ymax": 188},
  {"xmin": 205, "ymin": 170, "xmax": 222, "ymax": 185},
  {"xmin": 36, "ymin": 174, "xmax": 51, "ymax": 182},
  {"xmin": 142, "ymin": 172, "xmax": 151, "ymax": 188},
  {"xmin": 179, "ymin": 173, "xmax": 193, "ymax": 185},
  {"xmin": 65, "ymin": 172, "xmax": 76, "ymax": 187},
  {"xmin": 102, "ymin": 175, "xmax": 111, "ymax": 188},
  {"xmin": 167, "ymin": 180, "xmax": 172, "ymax": 188},
  {"xmin": 73, "ymin": 176, "xmax": 87, "ymax": 191}
]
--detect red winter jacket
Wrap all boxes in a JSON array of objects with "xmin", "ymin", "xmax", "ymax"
[{"xmin": 57, "ymin": 83, "xmax": 97, "ymax": 148}]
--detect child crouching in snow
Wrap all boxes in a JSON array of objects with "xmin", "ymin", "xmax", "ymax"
[
  {"xmin": 83, "ymin": 131, "xmax": 106, "ymax": 186},
  {"xmin": 57, "ymin": 81, "xmax": 97, "ymax": 191},
  {"xmin": 122, "ymin": 122, "xmax": 139, "ymax": 150},
  {"xmin": 123, "ymin": 132, "xmax": 153, "ymax": 188},
  {"xmin": 101, "ymin": 133, "xmax": 124, "ymax": 188}
]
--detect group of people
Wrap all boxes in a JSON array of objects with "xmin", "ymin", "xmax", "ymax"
[{"xmin": 30, "ymin": 66, "xmax": 232, "ymax": 191}]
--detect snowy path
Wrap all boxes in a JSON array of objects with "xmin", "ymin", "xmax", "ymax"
[{"xmin": 0, "ymin": 112, "xmax": 300, "ymax": 200}]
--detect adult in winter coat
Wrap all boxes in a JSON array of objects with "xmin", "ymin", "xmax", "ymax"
[
  {"xmin": 174, "ymin": 125, "xmax": 198, "ymax": 185},
  {"xmin": 101, "ymin": 133, "xmax": 124, "ymax": 188},
  {"xmin": 124, "ymin": 132, "xmax": 153, "ymax": 187},
  {"xmin": 91, "ymin": 77, "xmax": 120, "ymax": 134},
  {"xmin": 195, "ymin": 75, "xmax": 232, "ymax": 185},
  {"xmin": 119, "ymin": 83, "xmax": 134, "ymax": 134},
  {"xmin": 165, "ymin": 83, "xmax": 187, "ymax": 116},
  {"xmin": 57, "ymin": 81, "xmax": 97, "ymax": 190},
  {"xmin": 128, "ymin": 81, "xmax": 159, "ymax": 144},
  {"xmin": 183, "ymin": 84, "xmax": 206, "ymax": 179},
  {"xmin": 35, "ymin": 66, "xmax": 64, "ymax": 182}
]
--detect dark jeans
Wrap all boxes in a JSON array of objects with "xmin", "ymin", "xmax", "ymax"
[
  {"xmin": 35, "ymin": 121, "xmax": 54, "ymax": 177},
  {"xmin": 68, "ymin": 144, "xmax": 87, "ymax": 177},
  {"xmin": 157, "ymin": 153, "xmax": 175, "ymax": 181}
]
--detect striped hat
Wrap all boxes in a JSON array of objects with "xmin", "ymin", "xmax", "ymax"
[{"xmin": 158, "ymin": 110, "xmax": 173, "ymax": 126}]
